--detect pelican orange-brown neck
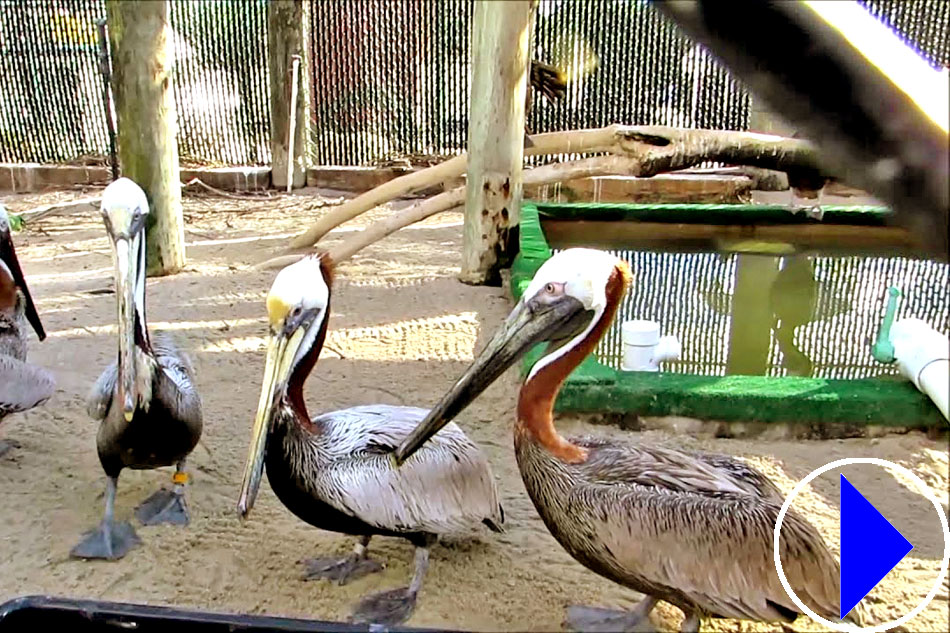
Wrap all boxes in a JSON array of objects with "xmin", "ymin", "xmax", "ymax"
[
  {"xmin": 0, "ymin": 215, "xmax": 46, "ymax": 341},
  {"xmin": 516, "ymin": 262, "xmax": 630, "ymax": 462}
]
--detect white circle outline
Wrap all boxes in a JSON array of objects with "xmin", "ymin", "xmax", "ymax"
[{"xmin": 773, "ymin": 457, "xmax": 950, "ymax": 633}]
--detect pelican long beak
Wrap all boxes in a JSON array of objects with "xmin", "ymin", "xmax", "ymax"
[
  {"xmin": 237, "ymin": 326, "xmax": 306, "ymax": 518},
  {"xmin": 113, "ymin": 236, "xmax": 139, "ymax": 422},
  {"xmin": 393, "ymin": 293, "xmax": 587, "ymax": 466},
  {"xmin": 0, "ymin": 227, "xmax": 45, "ymax": 341}
]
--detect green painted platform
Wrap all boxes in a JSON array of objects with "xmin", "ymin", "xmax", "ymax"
[{"xmin": 509, "ymin": 201, "xmax": 946, "ymax": 428}]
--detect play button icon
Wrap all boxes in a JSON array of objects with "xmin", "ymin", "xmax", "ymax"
[
  {"xmin": 839, "ymin": 474, "xmax": 914, "ymax": 619},
  {"xmin": 773, "ymin": 457, "xmax": 950, "ymax": 633}
]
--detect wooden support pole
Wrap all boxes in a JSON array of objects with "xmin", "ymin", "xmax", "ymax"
[
  {"xmin": 726, "ymin": 255, "xmax": 780, "ymax": 375},
  {"xmin": 106, "ymin": 0, "xmax": 185, "ymax": 276},
  {"xmin": 460, "ymin": 0, "xmax": 533, "ymax": 285},
  {"xmin": 269, "ymin": 0, "xmax": 309, "ymax": 190}
]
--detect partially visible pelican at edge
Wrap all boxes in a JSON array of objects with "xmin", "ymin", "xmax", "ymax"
[
  {"xmin": 70, "ymin": 178, "xmax": 203, "ymax": 561},
  {"xmin": 394, "ymin": 247, "xmax": 866, "ymax": 632},
  {"xmin": 238, "ymin": 254, "xmax": 503, "ymax": 626},
  {"xmin": 1, "ymin": 204, "xmax": 54, "ymax": 457}
]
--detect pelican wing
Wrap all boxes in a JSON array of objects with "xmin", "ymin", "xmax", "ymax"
[
  {"xmin": 582, "ymin": 439, "xmax": 781, "ymax": 499},
  {"xmin": 86, "ymin": 361, "xmax": 117, "ymax": 421},
  {"xmin": 85, "ymin": 333, "xmax": 201, "ymax": 426},
  {"xmin": 151, "ymin": 333, "xmax": 202, "ymax": 427},
  {"xmin": 0, "ymin": 355, "xmax": 55, "ymax": 417},
  {"xmin": 301, "ymin": 404, "xmax": 503, "ymax": 536},
  {"xmin": 570, "ymin": 439, "xmax": 849, "ymax": 623}
]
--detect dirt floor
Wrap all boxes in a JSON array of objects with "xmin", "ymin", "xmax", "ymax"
[{"xmin": 1, "ymin": 186, "xmax": 948, "ymax": 632}]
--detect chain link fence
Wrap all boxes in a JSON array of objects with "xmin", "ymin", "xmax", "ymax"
[
  {"xmin": 1, "ymin": 0, "xmax": 947, "ymax": 167},
  {"xmin": 582, "ymin": 249, "xmax": 950, "ymax": 379},
  {"xmin": 0, "ymin": 0, "xmax": 270, "ymax": 166}
]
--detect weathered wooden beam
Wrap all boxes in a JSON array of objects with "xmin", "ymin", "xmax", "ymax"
[
  {"xmin": 460, "ymin": 0, "xmax": 533, "ymax": 285},
  {"xmin": 268, "ymin": 0, "xmax": 310, "ymax": 190},
  {"xmin": 541, "ymin": 219, "xmax": 921, "ymax": 255},
  {"xmin": 106, "ymin": 0, "xmax": 185, "ymax": 276}
]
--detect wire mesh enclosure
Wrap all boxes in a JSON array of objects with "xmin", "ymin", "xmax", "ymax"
[
  {"xmin": 577, "ymin": 248, "xmax": 950, "ymax": 380},
  {"xmin": 0, "ymin": 0, "xmax": 270, "ymax": 165},
  {"xmin": 0, "ymin": 0, "xmax": 948, "ymax": 167},
  {"xmin": 308, "ymin": 0, "xmax": 473, "ymax": 167},
  {"xmin": 169, "ymin": 1, "xmax": 271, "ymax": 166},
  {"xmin": 0, "ymin": 0, "xmax": 107, "ymax": 164}
]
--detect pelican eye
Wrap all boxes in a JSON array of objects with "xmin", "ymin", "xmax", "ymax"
[{"xmin": 544, "ymin": 282, "xmax": 557, "ymax": 295}]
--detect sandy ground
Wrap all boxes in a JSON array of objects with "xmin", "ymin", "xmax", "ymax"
[{"xmin": 0, "ymin": 186, "xmax": 947, "ymax": 632}]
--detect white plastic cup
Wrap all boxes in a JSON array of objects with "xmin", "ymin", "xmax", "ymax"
[{"xmin": 622, "ymin": 320, "xmax": 661, "ymax": 371}]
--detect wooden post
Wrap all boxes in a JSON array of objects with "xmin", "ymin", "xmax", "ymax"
[
  {"xmin": 269, "ymin": 0, "xmax": 309, "ymax": 190},
  {"xmin": 460, "ymin": 1, "xmax": 533, "ymax": 285},
  {"xmin": 725, "ymin": 254, "xmax": 781, "ymax": 375},
  {"xmin": 106, "ymin": 0, "xmax": 185, "ymax": 276}
]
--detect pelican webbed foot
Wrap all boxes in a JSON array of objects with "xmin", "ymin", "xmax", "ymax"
[
  {"xmin": 70, "ymin": 519, "xmax": 141, "ymax": 561},
  {"xmin": 302, "ymin": 554, "xmax": 383, "ymax": 584},
  {"xmin": 350, "ymin": 538, "xmax": 432, "ymax": 627},
  {"xmin": 350, "ymin": 586, "xmax": 418, "ymax": 627},
  {"xmin": 71, "ymin": 475, "xmax": 141, "ymax": 561},
  {"xmin": 302, "ymin": 534, "xmax": 382, "ymax": 585},
  {"xmin": 564, "ymin": 596, "xmax": 658, "ymax": 633},
  {"xmin": 135, "ymin": 487, "xmax": 190, "ymax": 526},
  {"xmin": 136, "ymin": 463, "xmax": 191, "ymax": 526},
  {"xmin": 0, "ymin": 439, "xmax": 20, "ymax": 458}
]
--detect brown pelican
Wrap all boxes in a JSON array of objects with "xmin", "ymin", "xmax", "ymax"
[
  {"xmin": 238, "ymin": 253, "xmax": 503, "ymax": 626},
  {"xmin": 1, "ymin": 204, "xmax": 54, "ymax": 457},
  {"xmin": 70, "ymin": 178, "xmax": 203, "ymax": 561},
  {"xmin": 394, "ymin": 248, "xmax": 866, "ymax": 632}
]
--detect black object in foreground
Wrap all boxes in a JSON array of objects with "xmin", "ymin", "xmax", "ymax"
[
  {"xmin": 654, "ymin": 0, "xmax": 949, "ymax": 260},
  {"xmin": 0, "ymin": 596, "xmax": 461, "ymax": 633}
]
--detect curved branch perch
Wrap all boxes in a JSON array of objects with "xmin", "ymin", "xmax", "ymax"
[
  {"xmin": 257, "ymin": 154, "xmax": 650, "ymax": 271},
  {"xmin": 288, "ymin": 124, "xmax": 831, "ymax": 251}
]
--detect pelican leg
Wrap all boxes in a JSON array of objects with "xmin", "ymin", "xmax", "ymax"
[
  {"xmin": 564, "ymin": 596, "xmax": 658, "ymax": 633},
  {"xmin": 350, "ymin": 535, "xmax": 434, "ymax": 627},
  {"xmin": 0, "ymin": 438, "xmax": 21, "ymax": 458},
  {"xmin": 302, "ymin": 535, "xmax": 383, "ymax": 585},
  {"xmin": 135, "ymin": 459, "xmax": 191, "ymax": 526},
  {"xmin": 70, "ymin": 475, "xmax": 141, "ymax": 560},
  {"xmin": 680, "ymin": 612, "xmax": 700, "ymax": 633}
]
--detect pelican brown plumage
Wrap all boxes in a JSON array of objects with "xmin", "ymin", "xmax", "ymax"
[
  {"xmin": 237, "ymin": 253, "xmax": 503, "ymax": 627},
  {"xmin": 1, "ymin": 204, "xmax": 54, "ymax": 457},
  {"xmin": 393, "ymin": 247, "xmax": 867, "ymax": 632},
  {"xmin": 70, "ymin": 178, "xmax": 203, "ymax": 561}
]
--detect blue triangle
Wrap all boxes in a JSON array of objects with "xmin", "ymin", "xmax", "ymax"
[{"xmin": 840, "ymin": 474, "xmax": 914, "ymax": 619}]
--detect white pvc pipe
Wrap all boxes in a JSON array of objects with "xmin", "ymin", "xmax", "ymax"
[
  {"xmin": 621, "ymin": 320, "xmax": 681, "ymax": 372},
  {"xmin": 286, "ymin": 55, "xmax": 301, "ymax": 193},
  {"xmin": 890, "ymin": 318, "xmax": 949, "ymax": 421}
]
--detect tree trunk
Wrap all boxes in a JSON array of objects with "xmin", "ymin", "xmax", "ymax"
[
  {"xmin": 268, "ymin": 0, "xmax": 310, "ymax": 190},
  {"xmin": 460, "ymin": 0, "xmax": 533, "ymax": 285},
  {"xmin": 106, "ymin": 0, "xmax": 185, "ymax": 276}
]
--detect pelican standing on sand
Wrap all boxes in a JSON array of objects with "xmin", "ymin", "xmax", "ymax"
[
  {"xmin": 71, "ymin": 178, "xmax": 203, "ymax": 561},
  {"xmin": 238, "ymin": 254, "xmax": 503, "ymax": 626},
  {"xmin": 394, "ymin": 248, "xmax": 866, "ymax": 632},
  {"xmin": 1, "ymin": 204, "xmax": 54, "ymax": 457}
]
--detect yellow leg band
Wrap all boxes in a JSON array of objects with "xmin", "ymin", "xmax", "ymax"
[{"xmin": 172, "ymin": 472, "xmax": 189, "ymax": 485}]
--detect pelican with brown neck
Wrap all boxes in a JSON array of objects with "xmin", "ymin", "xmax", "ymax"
[
  {"xmin": 394, "ymin": 247, "xmax": 865, "ymax": 632},
  {"xmin": 1, "ymin": 203, "xmax": 54, "ymax": 458},
  {"xmin": 237, "ymin": 253, "xmax": 504, "ymax": 628}
]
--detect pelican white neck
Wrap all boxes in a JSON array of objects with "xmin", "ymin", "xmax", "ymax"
[{"xmin": 523, "ymin": 248, "xmax": 622, "ymax": 382}]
